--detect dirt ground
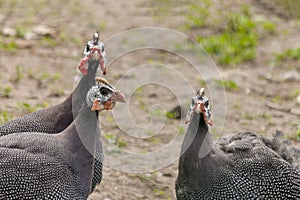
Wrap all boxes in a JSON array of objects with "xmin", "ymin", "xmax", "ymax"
[{"xmin": 0, "ymin": 0, "xmax": 299, "ymax": 199}]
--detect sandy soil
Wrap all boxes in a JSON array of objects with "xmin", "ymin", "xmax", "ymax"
[{"xmin": 0, "ymin": 0, "xmax": 299, "ymax": 199}]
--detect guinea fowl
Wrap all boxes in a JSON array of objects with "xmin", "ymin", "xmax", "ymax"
[
  {"xmin": 176, "ymin": 88, "xmax": 300, "ymax": 199},
  {"xmin": 0, "ymin": 77, "xmax": 126, "ymax": 199},
  {"xmin": 0, "ymin": 32, "xmax": 107, "ymax": 191}
]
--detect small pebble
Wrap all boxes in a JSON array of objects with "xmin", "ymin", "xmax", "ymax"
[
  {"xmin": 283, "ymin": 70, "xmax": 300, "ymax": 82},
  {"xmin": 2, "ymin": 27, "xmax": 16, "ymax": 36},
  {"xmin": 297, "ymin": 94, "xmax": 300, "ymax": 104}
]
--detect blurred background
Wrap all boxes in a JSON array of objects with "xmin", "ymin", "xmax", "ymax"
[{"xmin": 0, "ymin": 0, "xmax": 299, "ymax": 199}]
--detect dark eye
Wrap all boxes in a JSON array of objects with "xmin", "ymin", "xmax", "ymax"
[
  {"xmin": 101, "ymin": 46, "xmax": 104, "ymax": 52},
  {"xmin": 100, "ymin": 87, "xmax": 110, "ymax": 96},
  {"xmin": 86, "ymin": 45, "xmax": 90, "ymax": 52}
]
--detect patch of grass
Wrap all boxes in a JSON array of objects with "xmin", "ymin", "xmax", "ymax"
[
  {"xmin": 294, "ymin": 129, "xmax": 300, "ymax": 142},
  {"xmin": 258, "ymin": 112, "xmax": 272, "ymax": 121},
  {"xmin": 292, "ymin": 89, "xmax": 300, "ymax": 98},
  {"xmin": 104, "ymin": 133, "xmax": 116, "ymax": 144},
  {"xmin": 58, "ymin": 31, "xmax": 67, "ymax": 43},
  {"xmin": 116, "ymin": 137, "xmax": 127, "ymax": 148},
  {"xmin": 40, "ymin": 36, "xmax": 58, "ymax": 48},
  {"xmin": 198, "ymin": 79, "xmax": 206, "ymax": 87},
  {"xmin": 166, "ymin": 111, "xmax": 177, "ymax": 119},
  {"xmin": 146, "ymin": 130, "xmax": 155, "ymax": 137},
  {"xmin": 233, "ymin": 101, "xmax": 241, "ymax": 110},
  {"xmin": 243, "ymin": 113, "xmax": 255, "ymax": 120},
  {"xmin": 16, "ymin": 102, "xmax": 48, "ymax": 113},
  {"xmin": 0, "ymin": 86, "xmax": 12, "ymax": 98},
  {"xmin": 215, "ymin": 80, "xmax": 239, "ymax": 91},
  {"xmin": 147, "ymin": 137, "xmax": 161, "ymax": 144},
  {"xmin": 133, "ymin": 173, "xmax": 151, "ymax": 181},
  {"xmin": 39, "ymin": 72, "xmax": 61, "ymax": 82},
  {"xmin": 98, "ymin": 21, "xmax": 106, "ymax": 31},
  {"xmin": 106, "ymin": 115, "xmax": 114, "ymax": 123},
  {"xmin": 150, "ymin": 108, "xmax": 165, "ymax": 117},
  {"xmin": 275, "ymin": 47, "xmax": 300, "ymax": 62},
  {"xmin": 271, "ymin": 95, "xmax": 282, "ymax": 104},
  {"xmin": 178, "ymin": 126, "xmax": 185, "ymax": 135},
  {"xmin": 184, "ymin": 0, "xmax": 212, "ymax": 29},
  {"xmin": 49, "ymin": 87, "xmax": 65, "ymax": 97},
  {"xmin": 0, "ymin": 110, "xmax": 13, "ymax": 124},
  {"xmin": 197, "ymin": 6, "xmax": 258, "ymax": 65},
  {"xmin": 0, "ymin": 36, "xmax": 18, "ymax": 51},
  {"xmin": 103, "ymin": 133, "xmax": 127, "ymax": 148},
  {"xmin": 3, "ymin": 86, "xmax": 12, "ymax": 98},
  {"xmin": 243, "ymin": 112, "xmax": 272, "ymax": 121},
  {"xmin": 153, "ymin": 188, "xmax": 166, "ymax": 196},
  {"xmin": 192, "ymin": 5, "xmax": 275, "ymax": 66},
  {"xmin": 260, "ymin": 20, "xmax": 276, "ymax": 34},
  {"xmin": 16, "ymin": 26, "xmax": 28, "ymax": 38},
  {"xmin": 150, "ymin": 0, "xmax": 172, "ymax": 19},
  {"xmin": 35, "ymin": 72, "xmax": 61, "ymax": 88},
  {"xmin": 13, "ymin": 65, "xmax": 24, "ymax": 83},
  {"xmin": 133, "ymin": 87, "xmax": 148, "ymax": 111}
]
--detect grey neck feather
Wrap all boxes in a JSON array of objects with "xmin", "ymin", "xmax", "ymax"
[
  {"xmin": 70, "ymin": 60, "xmax": 99, "ymax": 118},
  {"xmin": 57, "ymin": 101, "xmax": 99, "ymax": 195},
  {"xmin": 179, "ymin": 112, "xmax": 213, "ymax": 188}
]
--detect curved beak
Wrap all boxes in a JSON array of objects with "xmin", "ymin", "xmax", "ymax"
[{"xmin": 111, "ymin": 90, "xmax": 127, "ymax": 103}]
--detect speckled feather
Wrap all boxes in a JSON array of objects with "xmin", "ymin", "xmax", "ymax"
[
  {"xmin": 0, "ymin": 60, "xmax": 103, "ymax": 193},
  {"xmin": 0, "ymin": 133, "xmax": 84, "ymax": 199},
  {"xmin": 0, "ymin": 97, "xmax": 100, "ymax": 199},
  {"xmin": 176, "ymin": 113, "xmax": 300, "ymax": 200}
]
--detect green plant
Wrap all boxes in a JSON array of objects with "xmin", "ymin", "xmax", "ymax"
[
  {"xmin": 49, "ymin": 87, "xmax": 65, "ymax": 97},
  {"xmin": 40, "ymin": 36, "xmax": 58, "ymax": 47},
  {"xmin": 184, "ymin": 0, "xmax": 212, "ymax": 29},
  {"xmin": 275, "ymin": 47, "xmax": 300, "ymax": 62},
  {"xmin": 16, "ymin": 26, "xmax": 28, "ymax": 38},
  {"xmin": 215, "ymin": 80, "xmax": 239, "ymax": 91},
  {"xmin": 0, "ymin": 110, "xmax": 13, "ymax": 124},
  {"xmin": 192, "ymin": 5, "xmax": 275, "ymax": 66},
  {"xmin": 104, "ymin": 133, "xmax": 127, "ymax": 148},
  {"xmin": 150, "ymin": 0, "xmax": 172, "ymax": 19},
  {"xmin": 243, "ymin": 113, "xmax": 255, "ymax": 120},
  {"xmin": 147, "ymin": 137, "xmax": 161, "ymax": 144},
  {"xmin": 153, "ymin": 188, "xmax": 166, "ymax": 196},
  {"xmin": 0, "ymin": 36, "xmax": 18, "ymax": 51},
  {"xmin": 17, "ymin": 102, "xmax": 47, "ymax": 113},
  {"xmin": 294, "ymin": 129, "xmax": 300, "ymax": 141},
  {"xmin": 178, "ymin": 126, "xmax": 185, "ymax": 135},
  {"xmin": 37, "ymin": 72, "xmax": 61, "ymax": 88},
  {"xmin": 233, "ymin": 101, "xmax": 241, "ymax": 110},
  {"xmin": 292, "ymin": 89, "xmax": 300, "ymax": 98},
  {"xmin": 166, "ymin": 111, "xmax": 177, "ymax": 119},
  {"xmin": 104, "ymin": 133, "xmax": 116, "ymax": 144},
  {"xmin": 116, "ymin": 137, "xmax": 127, "ymax": 148},
  {"xmin": 0, "ymin": 86, "xmax": 12, "ymax": 98},
  {"xmin": 271, "ymin": 95, "xmax": 282, "ymax": 104},
  {"xmin": 13, "ymin": 65, "xmax": 24, "ymax": 83}
]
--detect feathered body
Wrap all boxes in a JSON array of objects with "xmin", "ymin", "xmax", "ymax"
[
  {"xmin": 176, "ymin": 112, "xmax": 300, "ymax": 199},
  {"xmin": 0, "ymin": 60, "xmax": 103, "ymax": 191},
  {"xmin": 0, "ymin": 105, "xmax": 99, "ymax": 199}
]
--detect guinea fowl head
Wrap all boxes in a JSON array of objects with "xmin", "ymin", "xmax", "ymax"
[
  {"xmin": 185, "ymin": 88, "xmax": 213, "ymax": 126},
  {"xmin": 86, "ymin": 77, "xmax": 126, "ymax": 112},
  {"xmin": 78, "ymin": 32, "xmax": 107, "ymax": 75}
]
